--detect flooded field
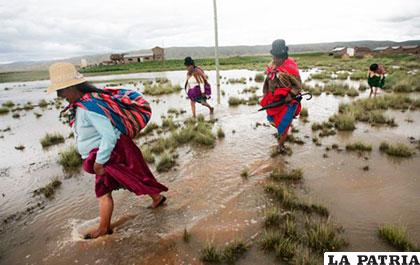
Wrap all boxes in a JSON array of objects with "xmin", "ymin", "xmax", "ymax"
[{"xmin": 0, "ymin": 68, "xmax": 419, "ymax": 265}]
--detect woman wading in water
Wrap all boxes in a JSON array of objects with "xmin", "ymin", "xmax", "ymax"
[
  {"xmin": 184, "ymin": 57, "xmax": 214, "ymax": 118},
  {"xmin": 260, "ymin": 39, "xmax": 303, "ymax": 153},
  {"xmin": 48, "ymin": 62, "xmax": 168, "ymax": 239}
]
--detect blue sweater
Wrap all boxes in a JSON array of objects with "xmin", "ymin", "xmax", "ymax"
[{"xmin": 74, "ymin": 108, "xmax": 121, "ymax": 164}]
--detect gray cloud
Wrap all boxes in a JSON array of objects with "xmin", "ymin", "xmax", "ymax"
[{"xmin": 0, "ymin": 0, "xmax": 419, "ymax": 63}]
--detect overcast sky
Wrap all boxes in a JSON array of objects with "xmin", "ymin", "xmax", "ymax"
[{"xmin": 0, "ymin": 0, "xmax": 419, "ymax": 63}]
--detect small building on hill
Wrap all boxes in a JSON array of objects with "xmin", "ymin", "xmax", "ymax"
[{"xmin": 329, "ymin": 47, "xmax": 354, "ymax": 58}]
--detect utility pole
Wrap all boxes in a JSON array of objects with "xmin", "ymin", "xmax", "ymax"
[{"xmin": 213, "ymin": 0, "xmax": 221, "ymax": 104}]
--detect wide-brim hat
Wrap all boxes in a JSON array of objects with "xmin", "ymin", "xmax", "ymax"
[{"xmin": 47, "ymin": 62, "xmax": 86, "ymax": 93}]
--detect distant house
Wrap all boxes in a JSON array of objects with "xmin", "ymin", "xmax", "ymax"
[
  {"xmin": 105, "ymin": 46, "xmax": 165, "ymax": 65},
  {"xmin": 390, "ymin": 46, "xmax": 403, "ymax": 54},
  {"xmin": 80, "ymin": 59, "xmax": 88, "ymax": 68},
  {"xmin": 110, "ymin": 54, "xmax": 125, "ymax": 64},
  {"xmin": 152, "ymin": 46, "xmax": 165, "ymax": 61},
  {"xmin": 402, "ymin": 45, "xmax": 420, "ymax": 55},
  {"xmin": 354, "ymin": 47, "xmax": 372, "ymax": 58},
  {"xmin": 329, "ymin": 47, "xmax": 354, "ymax": 58},
  {"xmin": 124, "ymin": 52, "xmax": 154, "ymax": 63},
  {"xmin": 373, "ymin": 46, "xmax": 393, "ymax": 55}
]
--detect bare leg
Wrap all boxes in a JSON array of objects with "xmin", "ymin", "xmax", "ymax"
[
  {"xmin": 200, "ymin": 101, "xmax": 214, "ymax": 114},
  {"xmin": 278, "ymin": 133, "xmax": 288, "ymax": 147},
  {"xmin": 190, "ymin": 100, "xmax": 196, "ymax": 118},
  {"xmin": 85, "ymin": 193, "xmax": 114, "ymax": 239},
  {"xmin": 149, "ymin": 193, "xmax": 166, "ymax": 209},
  {"xmin": 369, "ymin": 86, "xmax": 373, "ymax": 98}
]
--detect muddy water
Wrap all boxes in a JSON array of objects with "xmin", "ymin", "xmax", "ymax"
[{"xmin": 0, "ymin": 69, "xmax": 419, "ymax": 265}]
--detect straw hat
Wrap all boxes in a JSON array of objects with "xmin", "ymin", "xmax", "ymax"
[{"xmin": 47, "ymin": 62, "xmax": 86, "ymax": 93}]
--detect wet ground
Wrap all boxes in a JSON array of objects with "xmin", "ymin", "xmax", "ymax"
[{"xmin": 0, "ymin": 69, "xmax": 419, "ymax": 265}]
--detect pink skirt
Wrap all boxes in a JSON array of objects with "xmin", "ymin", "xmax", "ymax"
[{"xmin": 83, "ymin": 134, "xmax": 168, "ymax": 198}]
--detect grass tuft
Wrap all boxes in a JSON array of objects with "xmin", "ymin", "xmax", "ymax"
[
  {"xmin": 305, "ymin": 219, "xmax": 347, "ymax": 253},
  {"xmin": 269, "ymin": 168, "xmax": 303, "ymax": 181},
  {"xmin": 378, "ymin": 224, "xmax": 418, "ymax": 251},
  {"xmin": 345, "ymin": 142, "xmax": 372, "ymax": 152},
  {"xmin": 222, "ymin": 240, "xmax": 249, "ymax": 264},
  {"xmin": 200, "ymin": 243, "xmax": 222, "ymax": 263},
  {"xmin": 33, "ymin": 178, "xmax": 62, "ymax": 198},
  {"xmin": 58, "ymin": 146, "xmax": 82, "ymax": 172},
  {"xmin": 40, "ymin": 133, "xmax": 65, "ymax": 148},
  {"xmin": 379, "ymin": 142, "xmax": 415, "ymax": 157},
  {"xmin": 156, "ymin": 153, "xmax": 176, "ymax": 172}
]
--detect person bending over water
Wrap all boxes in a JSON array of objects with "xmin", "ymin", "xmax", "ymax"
[{"xmin": 184, "ymin": 57, "xmax": 214, "ymax": 118}]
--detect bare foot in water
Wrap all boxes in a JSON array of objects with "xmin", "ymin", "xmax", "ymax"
[
  {"xmin": 84, "ymin": 228, "xmax": 113, "ymax": 240},
  {"xmin": 148, "ymin": 195, "xmax": 167, "ymax": 209}
]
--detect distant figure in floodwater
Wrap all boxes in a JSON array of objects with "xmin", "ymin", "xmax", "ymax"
[
  {"xmin": 47, "ymin": 63, "xmax": 168, "ymax": 239},
  {"xmin": 184, "ymin": 57, "xmax": 214, "ymax": 118},
  {"xmin": 367, "ymin": 63, "xmax": 386, "ymax": 97},
  {"xmin": 260, "ymin": 39, "xmax": 302, "ymax": 153}
]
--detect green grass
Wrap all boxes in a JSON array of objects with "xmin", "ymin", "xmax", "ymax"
[
  {"xmin": 283, "ymin": 216, "xmax": 298, "ymax": 239},
  {"xmin": 0, "ymin": 107, "xmax": 10, "ymax": 115},
  {"xmin": 38, "ymin": 99, "xmax": 49, "ymax": 108},
  {"xmin": 156, "ymin": 153, "xmax": 176, "ymax": 172},
  {"xmin": 228, "ymin": 97, "xmax": 246, "ymax": 106},
  {"xmin": 240, "ymin": 168, "xmax": 249, "ymax": 178},
  {"xmin": 379, "ymin": 142, "xmax": 415, "ymax": 157},
  {"xmin": 345, "ymin": 142, "xmax": 372, "ymax": 152},
  {"xmin": 58, "ymin": 146, "xmax": 82, "ymax": 172},
  {"xmin": 222, "ymin": 240, "xmax": 249, "ymax": 264},
  {"xmin": 255, "ymin": 73, "xmax": 265, "ymax": 82},
  {"xmin": 346, "ymin": 88, "xmax": 359, "ymax": 97},
  {"xmin": 310, "ymin": 71, "xmax": 331, "ymax": 80},
  {"xmin": 269, "ymin": 168, "xmax": 303, "ymax": 181},
  {"xmin": 260, "ymin": 231, "xmax": 283, "ymax": 251},
  {"xmin": 264, "ymin": 207, "xmax": 282, "ymax": 228},
  {"xmin": 33, "ymin": 178, "xmax": 62, "ymax": 198},
  {"xmin": 275, "ymin": 238, "xmax": 298, "ymax": 261},
  {"xmin": 40, "ymin": 133, "xmax": 65, "ymax": 148},
  {"xmin": 138, "ymin": 122, "xmax": 159, "ymax": 137},
  {"xmin": 305, "ymin": 219, "xmax": 347, "ymax": 253},
  {"xmin": 350, "ymin": 71, "xmax": 366, "ymax": 80},
  {"xmin": 228, "ymin": 77, "xmax": 247, "ymax": 84},
  {"xmin": 217, "ymin": 127, "xmax": 225, "ymax": 139},
  {"xmin": 2, "ymin": 100, "xmax": 15, "ymax": 108},
  {"xmin": 200, "ymin": 243, "xmax": 222, "ymax": 263},
  {"xmin": 378, "ymin": 224, "xmax": 418, "ymax": 251},
  {"xmin": 311, "ymin": 121, "xmax": 333, "ymax": 131},
  {"xmin": 329, "ymin": 113, "xmax": 356, "ymax": 131},
  {"xmin": 14, "ymin": 144, "xmax": 25, "ymax": 150},
  {"xmin": 183, "ymin": 228, "xmax": 191, "ymax": 243},
  {"xmin": 161, "ymin": 117, "xmax": 179, "ymax": 130},
  {"xmin": 143, "ymin": 82, "xmax": 182, "ymax": 95},
  {"xmin": 2, "ymin": 53, "xmax": 419, "ymax": 83},
  {"xmin": 300, "ymin": 108, "xmax": 308, "ymax": 118},
  {"xmin": 167, "ymin": 107, "xmax": 181, "ymax": 115},
  {"xmin": 333, "ymin": 94, "xmax": 415, "ymax": 128},
  {"xmin": 335, "ymin": 72, "xmax": 349, "ymax": 80},
  {"xmin": 142, "ymin": 148, "xmax": 155, "ymax": 164}
]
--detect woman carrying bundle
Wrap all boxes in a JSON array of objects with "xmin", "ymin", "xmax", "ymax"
[{"xmin": 48, "ymin": 62, "xmax": 168, "ymax": 239}]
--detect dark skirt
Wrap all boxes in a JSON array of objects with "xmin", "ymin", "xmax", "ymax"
[
  {"xmin": 187, "ymin": 85, "xmax": 208, "ymax": 103},
  {"xmin": 83, "ymin": 134, "xmax": 168, "ymax": 198}
]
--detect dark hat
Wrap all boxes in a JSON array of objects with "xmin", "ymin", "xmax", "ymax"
[
  {"xmin": 369, "ymin": 63, "xmax": 379, "ymax": 71},
  {"xmin": 184, "ymin": 56, "xmax": 194, "ymax": 66},
  {"xmin": 270, "ymin": 39, "xmax": 289, "ymax": 58}
]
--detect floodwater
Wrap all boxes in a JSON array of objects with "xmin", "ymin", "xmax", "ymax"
[{"xmin": 0, "ymin": 69, "xmax": 419, "ymax": 265}]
